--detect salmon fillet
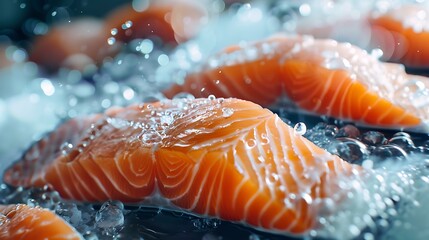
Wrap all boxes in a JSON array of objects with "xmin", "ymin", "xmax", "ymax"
[
  {"xmin": 4, "ymin": 98, "xmax": 356, "ymax": 235},
  {"xmin": 164, "ymin": 35, "xmax": 427, "ymax": 129},
  {"xmin": 0, "ymin": 204, "xmax": 82, "ymax": 240}
]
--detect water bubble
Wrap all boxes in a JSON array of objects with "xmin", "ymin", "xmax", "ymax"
[
  {"xmin": 141, "ymin": 130, "xmax": 162, "ymax": 144},
  {"xmin": 139, "ymin": 39, "xmax": 154, "ymax": 54},
  {"xmin": 122, "ymin": 21, "xmax": 133, "ymax": 30},
  {"xmin": 157, "ymin": 54, "xmax": 169, "ymax": 66},
  {"xmin": 294, "ymin": 122, "xmax": 307, "ymax": 135},
  {"xmin": 122, "ymin": 88, "xmax": 135, "ymax": 100},
  {"xmin": 208, "ymin": 95, "xmax": 216, "ymax": 101},
  {"xmin": 324, "ymin": 125, "xmax": 338, "ymax": 137},
  {"xmin": 110, "ymin": 28, "xmax": 118, "ymax": 36},
  {"xmin": 107, "ymin": 37, "xmax": 116, "ymax": 45},
  {"xmin": 101, "ymin": 99, "xmax": 111, "ymax": 109},
  {"xmin": 192, "ymin": 218, "xmax": 221, "ymax": 231},
  {"xmin": 299, "ymin": 3, "xmax": 311, "ymax": 16},
  {"xmin": 103, "ymin": 82, "xmax": 120, "ymax": 94},
  {"xmin": 40, "ymin": 79, "xmax": 55, "ymax": 96},
  {"xmin": 222, "ymin": 108, "xmax": 234, "ymax": 118},
  {"xmin": 73, "ymin": 82, "xmax": 95, "ymax": 98},
  {"xmin": 132, "ymin": 0, "xmax": 150, "ymax": 12},
  {"xmin": 95, "ymin": 201, "xmax": 124, "ymax": 233},
  {"xmin": 348, "ymin": 224, "xmax": 361, "ymax": 237},
  {"xmin": 160, "ymin": 115, "xmax": 174, "ymax": 126}
]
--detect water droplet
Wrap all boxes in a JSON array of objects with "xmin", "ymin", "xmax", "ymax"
[
  {"xmin": 141, "ymin": 130, "xmax": 162, "ymax": 144},
  {"xmin": 60, "ymin": 142, "xmax": 73, "ymax": 155},
  {"xmin": 160, "ymin": 115, "xmax": 174, "ymax": 126},
  {"xmin": 299, "ymin": 3, "xmax": 311, "ymax": 16},
  {"xmin": 122, "ymin": 88, "xmax": 135, "ymax": 100},
  {"xmin": 107, "ymin": 37, "xmax": 116, "ymax": 45},
  {"xmin": 157, "ymin": 54, "xmax": 169, "ymax": 66},
  {"xmin": 348, "ymin": 224, "xmax": 361, "ymax": 237},
  {"xmin": 294, "ymin": 122, "xmax": 307, "ymax": 135},
  {"xmin": 245, "ymin": 139, "xmax": 256, "ymax": 149},
  {"xmin": 322, "ymin": 57, "xmax": 351, "ymax": 70},
  {"xmin": 132, "ymin": 0, "xmax": 150, "ymax": 12},
  {"xmin": 363, "ymin": 232, "xmax": 374, "ymax": 240},
  {"xmin": 192, "ymin": 218, "xmax": 221, "ymax": 230},
  {"xmin": 139, "ymin": 39, "xmax": 154, "ymax": 54},
  {"xmin": 222, "ymin": 108, "xmax": 234, "ymax": 118},
  {"xmin": 122, "ymin": 20, "xmax": 133, "ymax": 30},
  {"xmin": 370, "ymin": 48, "xmax": 383, "ymax": 59},
  {"xmin": 110, "ymin": 28, "xmax": 118, "ymax": 36},
  {"xmin": 208, "ymin": 95, "xmax": 216, "ymax": 101},
  {"xmin": 40, "ymin": 79, "xmax": 55, "ymax": 96},
  {"xmin": 107, "ymin": 118, "xmax": 129, "ymax": 129}
]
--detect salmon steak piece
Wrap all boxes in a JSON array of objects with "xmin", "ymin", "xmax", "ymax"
[
  {"xmin": 3, "ymin": 98, "xmax": 357, "ymax": 235},
  {"xmin": 164, "ymin": 35, "xmax": 429, "ymax": 130},
  {"xmin": 105, "ymin": 0, "xmax": 207, "ymax": 45},
  {"xmin": 0, "ymin": 204, "xmax": 82, "ymax": 240},
  {"xmin": 370, "ymin": 4, "xmax": 429, "ymax": 68}
]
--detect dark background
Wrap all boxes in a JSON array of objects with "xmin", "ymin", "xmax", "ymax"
[{"xmin": 0, "ymin": 0, "xmax": 131, "ymax": 47}]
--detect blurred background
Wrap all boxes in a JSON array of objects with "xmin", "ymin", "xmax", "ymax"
[{"xmin": 0, "ymin": 0, "xmax": 130, "ymax": 46}]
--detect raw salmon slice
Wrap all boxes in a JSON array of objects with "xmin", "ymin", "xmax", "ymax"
[
  {"xmin": 370, "ymin": 4, "xmax": 429, "ymax": 68},
  {"xmin": 0, "ymin": 204, "xmax": 82, "ymax": 240},
  {"xmin": 29, "ymin": 18, "xmax": 120, "ymax": 72},
  {"xmin": 164, "ymin": 35, "xmax": 427, "ymax": 129},
  {"xmin": 4, "ymin": 98, "xmax": 356, "ymax": 235},
  {"xmin": 105, "ymin": 0, "xmax": 207, "ymax": 45}
]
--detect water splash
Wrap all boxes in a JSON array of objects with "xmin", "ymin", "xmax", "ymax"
[{"xmin": 294, "ymin": 122, "xmax": 307, "ymax": 135}]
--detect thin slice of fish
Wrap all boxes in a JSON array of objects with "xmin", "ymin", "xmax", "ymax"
[
  {"xmin": 4, "ymin": 98, "xmax": 357, "ymax": 235},
  {"xmin": 0, "ymin": 204, "xmax": 82, "ymax": 240},
  {"xmin": 163, "ymin": 35, "xmax": 429, "ymax": 130},
  {"xmin": 370, "ymin": 3, "xmax": 429, "ymax": 68}
]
